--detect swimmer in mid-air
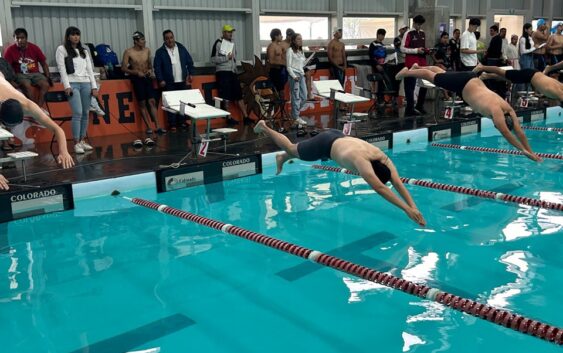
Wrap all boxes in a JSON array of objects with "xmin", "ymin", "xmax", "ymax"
[
  {"xmin": 254, "ymin": 120, "xmax": 426, "ymax": 226},
  {"xmin": 473, "ymin": 63, "xmax": 563, "ymax": 102},
  {"xmin": 395, "ymin": 64, "xmax": 542, "ymax": 162}
]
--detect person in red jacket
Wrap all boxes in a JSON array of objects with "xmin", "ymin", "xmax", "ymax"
[
  {"xmin": 3, "ymin": 28, "xmax": 52, "ymax": 107},
  {"xmin": 400, "ymin": 15, "xmax": 428, "ymax": 116}
]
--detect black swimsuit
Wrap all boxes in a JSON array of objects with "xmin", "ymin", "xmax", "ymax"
[
  {"xmin": 433, "ymin": 71, "xmax": 479, "ymax": 98},
  {"xmin": 505, "ymin": 68, "xmax": 539, "ymax": 84},
  {"xmin": 297, "ymin": 129, "xmax": 345, "ymax": 161}
]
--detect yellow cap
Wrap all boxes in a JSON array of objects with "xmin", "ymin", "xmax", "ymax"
[{"xmin": 222, "ymin": 25, "xmax": 235, "ymax": 32}]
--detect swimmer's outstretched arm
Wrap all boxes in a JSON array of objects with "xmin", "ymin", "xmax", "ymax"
[
  {"xmin": 0, "ymin": 76, "xmax": 74, "ymax": 169},
  {"xmin": 355, "ymin": 159, "xmax": 426, "ymax": 226},
  {"xmin": 493, "ymin": 110, "xmax": 542, "ymax": 162}
]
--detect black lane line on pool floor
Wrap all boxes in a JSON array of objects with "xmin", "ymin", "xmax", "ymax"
[
  {"xmin": 440, "ymin": 182, "xmax": 524, "ymax": 212},
  {"xmin": 276, "ymin": 231, "xmax": 474, "ymax": 299},
  {"xmin": 69, "ymin": 313, "xmax": 195, "ymax": 353}
]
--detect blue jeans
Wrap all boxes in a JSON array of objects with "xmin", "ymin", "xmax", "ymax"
[
  {"xmin": 69, "ymin": 82, "xmax": 92, "ymax": 140},
  {"xmin": 289, "ymin": 74, "xmax": 307, "ymax": 119}
]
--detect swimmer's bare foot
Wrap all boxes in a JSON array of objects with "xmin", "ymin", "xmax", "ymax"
[
  {"xmin": 411, "ymin": 63, "xmax": 420, "ymax": 70},
  {"xmin": 275, "ymin": 152, "xmax": 290, "ymax": 175},
  {"xmin": 473, "ymin": 63, "xmax": 483, "ymax": 73},
  {"xmin": 543, "ymin": 65, "xmax": 551, "ymax": 75},
  {"xmin": 395, "ymin": 67, "xmax": 409, "ymax": 80},
  {"xmin": 254, "ymin": 120, "xmax": 267, "ymax": 134}
]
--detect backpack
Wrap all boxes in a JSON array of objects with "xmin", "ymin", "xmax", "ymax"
[
  {"xmin": 95, "ymin": 44, "xmax": 119, "ymax": 68},
  {"xmin": 210, "ymin": 38, "xmax": 222, "ymax": 58},
  {"xmin": 85, "ymin": 43, "xmax": 100, "ymax": 66}
]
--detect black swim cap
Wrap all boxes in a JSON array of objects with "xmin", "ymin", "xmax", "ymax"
[
  {"xmin": 0, "ymin": 99, "xmax": 24, "ymax": 127},
  {"xmin": 504, "ymin": 115, "xmax": 514, "ymax": 131},
  {"xmin": 371, "ymin": 160, "xmax": 391, "ymax": 184}
]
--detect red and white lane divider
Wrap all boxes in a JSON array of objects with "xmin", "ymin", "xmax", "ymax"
[
  {"xmin": 522, "ymin": 126, "xmax": 563, "ymax": 133},
  {"xmin": 112, "ymin": 190, "xmax": 562, "ymax": 345},
  {"xmin": 431, "ymin": 143, "xmax": 563, "ymax": 160},
  {"xmin": 311, "ymin": 164, "xmax": 563, "ymax": 212}
]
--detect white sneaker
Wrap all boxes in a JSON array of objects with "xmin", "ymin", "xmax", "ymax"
[
  {"xmin": 80, "ymin": 141, "xmax": 93, "ymax": 151},
  {"xmin": 89, "ymin": 105, "xmax": 105, "ymax": 116},
  {"xmin": 74, "ymin": 143, "xmax": 85, "ymax": 154},
  {"xmin": 295, "ymin": 117, "xmax": 308, "ymax": 126}
]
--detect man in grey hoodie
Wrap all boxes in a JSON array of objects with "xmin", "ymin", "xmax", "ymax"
[{"xmin": 211, "ymin": 25, "xmax": 251, "ymax": 125}]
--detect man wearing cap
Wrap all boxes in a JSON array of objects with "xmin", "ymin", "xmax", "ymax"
[
  {"xmin": 0, "ymin": 72, "xmax": 74, "ymax": 190},
  {"xmin": 532, "ymin": 19, "xmax": 549, "ymax": 72},
  {"xmin": 154, "ymin": 29, "xmax": 195, "ymax": 131},
  {"xmin": 505, "ymin": 34, "xmax": 520, "ymax": 69},
  {"xmin": 546, "ymin": 22, "xmax": 563, "ymax": 66},
  {"xmin": 327, "ymin": 28, "xmax": 347, "ymax": 86},
  {"xmin": 211, "ymin": 25, "xmax": 251, "ymax": 125},
  {"xmin": 123, "ymin": 31, "xmax": 165, "ymax": 135},
  {"xmin": 400, "ymin": 15, "xmax": 428, "ymax": 116},
  {"xmin": 3, "ymin": 28, "xmax": 52, "ymax": 108}
]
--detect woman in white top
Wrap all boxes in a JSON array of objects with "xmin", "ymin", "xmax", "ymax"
[
  {"xmin": 286, "ymin": 33, "xmax": 307, "ymax": 125},
  {"xmin": 519, "ymin": 23, "xmax": 537, "ymax": 70},
  {"xmin": 55, "ymin": 26, "xmax": 98, "ymax": 154}
]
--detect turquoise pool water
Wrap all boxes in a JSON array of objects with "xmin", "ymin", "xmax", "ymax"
[{"xmin": 1, "ymin": 112, "xmax": 562, "ymax": 353}]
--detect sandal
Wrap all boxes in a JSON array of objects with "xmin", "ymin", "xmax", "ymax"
[
  {"xmin": 132, "ymin": 139, "xmax": 143, "ymax": 148},
  {"xmin": 144, "ymin": 137, "xmax": 155, "ymax": 147},
  {"xmin": 146, "ymin": 129, "xmax": 153, "ymax": 135}
]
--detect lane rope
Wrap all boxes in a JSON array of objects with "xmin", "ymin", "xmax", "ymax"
[
  {"xmin": 431, "ymin": 143, "xmax": 563, "ymax": 160},
  {"xmin": 522, "ymin": 126, "xmax": 563, "ymax": 133},
  {"xmin": 112, "ymin": 190, "xmax": 563, "ymax": 345},
  {"xmin": 311, "ymin": 165, "xmax": 563, "ymax": 212}
]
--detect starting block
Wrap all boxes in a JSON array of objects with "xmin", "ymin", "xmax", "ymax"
[{"xmin": 211, "ymin": 128, "xmax": 238, "ymax": 152}]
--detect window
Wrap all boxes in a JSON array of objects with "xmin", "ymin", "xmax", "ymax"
[
  {"xmin": 342, "ymin": 17, "xmax": 396, "ymax": 40},
  {"xmin": 494, "ymin": 15, "xmax": 524, "ymax": 40},
  {"xmin": 259, "ymin": 16, "xmax": 329, "ymax": 41}
]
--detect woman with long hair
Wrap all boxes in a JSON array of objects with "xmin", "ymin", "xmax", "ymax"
[
  {"xmin": 285, "ymin": 33, "xmax": 307, "ymax": 126},
  {"xmin": 519, "ymin": 23, "xmax": 536, "ymax": 70},
  {"xmin": 55, "ymin": 26, "xmax": 98, "ymax": 154}
]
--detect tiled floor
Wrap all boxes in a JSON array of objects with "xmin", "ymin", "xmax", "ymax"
[{"xmin": 0, "ymin": 105, "xmax": 451, "ymax": 191}]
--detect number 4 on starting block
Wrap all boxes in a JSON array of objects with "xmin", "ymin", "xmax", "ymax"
[{"xmin": 443, "ymin": 107, "xmax": 453, "ymax": 120}]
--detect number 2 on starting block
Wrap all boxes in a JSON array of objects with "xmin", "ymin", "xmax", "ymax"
[
  {"xmin": 198, "ymin": 139, "xmax": 210, "ymax": 157},
  {"xmin": 520, "ymin": 98, "xmax": 528, "ymax": 108},
  {"xmin": 342, "ymin": 122, "xmax": 352, "ymax": 135},
  {"xmin": 443, "ymin": 107, "xmax": 453, "ymax": 120}
]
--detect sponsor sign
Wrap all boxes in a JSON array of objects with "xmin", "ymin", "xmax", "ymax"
[
  {"xmin": 361, "ymin": 133, "xmax": 393, "ymax": 150},
  {"xmin": 0, "ymin": 184, "xmax": 74, "ymax": 223}
]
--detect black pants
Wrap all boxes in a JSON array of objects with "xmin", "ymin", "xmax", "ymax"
[{"xmin": 404, "ymin": 77, "xmax": 427, "ymax": 111}]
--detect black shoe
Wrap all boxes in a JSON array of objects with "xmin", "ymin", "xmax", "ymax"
[
  {"xmin": 415, "ymin": 107, "xmax": 428, "ymax": 115},
  {"xmin": 226, "ymin": 117, "xmax": 238, "ymax": 125},
  {"xmin": 243, "ymin": 117, "xmax": 254, "ymax": 126},
  {"xmin": 404, "ymin": 109, "xmax": 419, "ymax": 117}
]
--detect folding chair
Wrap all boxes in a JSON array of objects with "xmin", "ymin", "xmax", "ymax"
[
  {"xmin": 252, "ymin": 79, "xmax": 290, "ymax": 131},
  {"xmin": 44, "ymin": 91, "xmax": 73, "ymax": 154},
  {"xmin": 366, "ymin": 73, "xmax": 398, "ymax": 114}
]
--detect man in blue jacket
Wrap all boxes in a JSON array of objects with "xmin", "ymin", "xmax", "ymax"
[{"xmin": 153, "ymin": 29, "xmax": 194, "ymax": 131}]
